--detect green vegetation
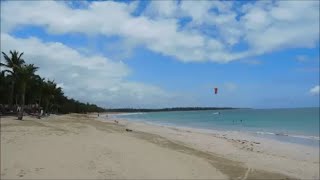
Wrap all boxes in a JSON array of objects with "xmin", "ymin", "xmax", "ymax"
[{"xmin": 0, "ymin": 50, "xmax": 105, "ymax": 119}]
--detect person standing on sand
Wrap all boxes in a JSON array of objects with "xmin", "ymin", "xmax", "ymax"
[{"xmin": 40, "ymin": 108, "xmax": 43, "ymax": 117}]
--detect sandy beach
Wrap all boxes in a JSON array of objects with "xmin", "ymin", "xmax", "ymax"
[{"xmin": 1, "ymin": 113, "xmax": 319, "ymax": 179}]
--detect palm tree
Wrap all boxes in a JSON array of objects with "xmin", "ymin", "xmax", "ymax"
[
  {"xmin": 16, "ymin": 64, "xmax": 38, "ymax": 120},
  {"xmin": 1, "ymin": 50, "xmax": 106, "ymax": 115},
  {"xmin": 27, "ymin": 75, "xmax": 45, "ymax": 106},
  {"xmin": 42, "ymin": 80, "xmax": 58, "ymax": 115},
  {"xmin": 0, "ymin": 71, "xmax": 11, "ymax": 104},
  {"xmin": 51, "ymin": 85, "xmax": 64, "ymax": 113},
  {"xmin": 1, "ymin": 51, "xmax": 25, "ymax": 108}
]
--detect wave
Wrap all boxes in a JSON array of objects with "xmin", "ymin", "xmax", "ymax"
[
  {"xmin": 115, "ymin": 112, "xmax": 147, "ymax": 116},
  {"xmin": 255, "ymin": 131, "xmax": 320, "ymax": 141}
]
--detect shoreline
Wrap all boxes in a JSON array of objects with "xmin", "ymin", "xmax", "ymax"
[
  {"xmin": 141, "ymin": 120, "xmax": 320, "ymax": 147},
  {"xmin": 101, "ymin": 113, "xmax": 319, "ymax": 179},
  {"xmin": 1, "ymin": 114, "xmax": 319, "ymax": 179},
  {"xmin": 111, "ymin": 112, "xmax": 320, "ymax": 147}
]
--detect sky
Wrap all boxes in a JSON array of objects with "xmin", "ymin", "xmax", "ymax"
[{"xmin": 0, "ymin": 0, "xmax": 319, "ymax": 109}]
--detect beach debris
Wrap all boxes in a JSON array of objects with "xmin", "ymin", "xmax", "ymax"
[
  {"xmin": 126, "ymin": 128, "xmax": 133, "ymax": 132},
  {"xmin": 114, "ymin": 120, "xmax": 119, "ymax": 124},
  {"xmin": 246, "ymin": 147, "xmax": 254, "ymax": 151},
  {"xmin": 17, "ymin": 169, "xmax": 26, "ymax": 177}
]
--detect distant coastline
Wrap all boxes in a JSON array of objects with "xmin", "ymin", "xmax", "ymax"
[{"xmin": 105, "ymin": 107, "xmax": 247, "ymax": 112}]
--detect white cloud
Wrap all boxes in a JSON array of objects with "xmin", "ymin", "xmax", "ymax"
[
  {"xmin": 309, "ymin": 85, "xmax": 320, "ymax": 96},
  {"xmin": 144, "ymin": 1, "xmax": 178, "ymax": 19},
  {"xmin": 145, "ymin": 1, "xmax": 319, "ymax": 55},
  {"xmin": 1, "ymin": 33, "xmax": 180, "ymax": 108},
  {"xmin": 1, "ymin": 1, "xmax": 227, "ymax": 62},
  {"xmin": 1, "ymin": 1, "xmax": 318, "ymax": 63},
  {"xmin": 240, "ymin": 1, "xmax": 319, "ymax": 54}
]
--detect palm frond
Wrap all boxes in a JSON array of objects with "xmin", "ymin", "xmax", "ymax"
[
  {"xmin": 3, "ymin": 69, "xmax": 13, "ymax": 75},
  {"xmin": 1, "ymin": 52, "xmax": 11, "ymax": 65},
  {"xmin": 0, "ymin": 62, "xmax": 9, "ymax": 68},
  {"xmin": 18, "ymin": 52, "xmax": 24, "ymax": 60}
]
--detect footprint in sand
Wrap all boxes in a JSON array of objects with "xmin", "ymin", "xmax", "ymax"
[
  {"xmin": 17, "ymin": 169, "xmax": 26, "ymax": 177},
  {"xmin": 35, "ymin": 168, "xmax": 45, "ymax": 173},
  {"xmin": 88, "ymin": 160, "xmax": 96, "ymax": 170},
  {"xmin": 98, "ymin": 169, "xmax": 116, "ymax": 176}
]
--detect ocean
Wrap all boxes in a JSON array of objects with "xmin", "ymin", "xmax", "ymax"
[{"xmin": 115, "ymin": 107, "xmax": 320, "ymax": 147}]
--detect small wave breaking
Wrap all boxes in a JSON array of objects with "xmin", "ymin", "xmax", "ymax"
[
  {"xmin": 116, "ymin": 112, "xmax": 147, "ymax": 116},
  {"xmin": 255, "ymin": 131, "xmax": 320, "ymax": 141}
]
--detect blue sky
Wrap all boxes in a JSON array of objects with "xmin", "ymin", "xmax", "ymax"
[{"xmin": 1, "ymin": 0, "xmax": 319, "ymax": 108}]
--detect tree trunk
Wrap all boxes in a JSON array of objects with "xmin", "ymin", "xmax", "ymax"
[
  {"xmin": 18, "ymin": 83, "xmax": 26, "ymax": 120},
  {"xmin": 9, "ymin": 80, "xmax": 14, "ymax": 108},
  {"xmin": 45, "ymin": 100, "xmax": 50, "ymax": 116},
  {"xmin": 15, "ymin": 94, "xmax": 18, "ymax": 106},
  {"xmin": 39, "ymin": 95, "xmax": 42, "ymax": 107}
]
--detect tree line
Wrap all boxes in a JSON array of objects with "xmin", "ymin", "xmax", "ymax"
[{"xmin": 0, "ymin": 50, "xmax": 105, "ymax": 119}]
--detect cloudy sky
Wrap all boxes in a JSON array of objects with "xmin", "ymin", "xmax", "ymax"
[{"xmin": 1, "ymin": 0, "xmax": 319, "ymax": 108}]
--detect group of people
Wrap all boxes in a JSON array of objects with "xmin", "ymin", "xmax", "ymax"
[
  {"xmin": 96, "ymin": 113, "xmax": 118, "ymax": 124},
  {"xmin": 232, "ymin": 119, "xmax": 244, "ymax": 124},
  {"xmin": 0, "ymin": 104, "xmax": 20, "ymax": 115},
  {"xmin": 0, "ymin": 103, "xmax": 46, "ymax": 119},
  {"xmin": 18, "ymin": 104, "xmax": 45, "ymax": 119}
]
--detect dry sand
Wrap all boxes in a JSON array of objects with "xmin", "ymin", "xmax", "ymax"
[{"xmin": 0, "ymin": 113, "xmax": 318, "ymax": 179}]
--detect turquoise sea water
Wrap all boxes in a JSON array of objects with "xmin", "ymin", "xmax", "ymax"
[{"xmin": 115, "ymin": 108, "xmax": 320, "ymax": 146}]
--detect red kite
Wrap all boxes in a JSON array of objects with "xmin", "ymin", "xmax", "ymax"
[{"xmin": 214, "ymin": 88, "xmax": 218, "ymax": 94}]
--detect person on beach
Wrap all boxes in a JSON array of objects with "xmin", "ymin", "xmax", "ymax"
[
  {"xmin": 17, "ymin": 106, "xmax": 21, "ymax": 113},
  {"xmin": 40, "ymin": 108, "xmax": 43, "ymax": 117}
]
